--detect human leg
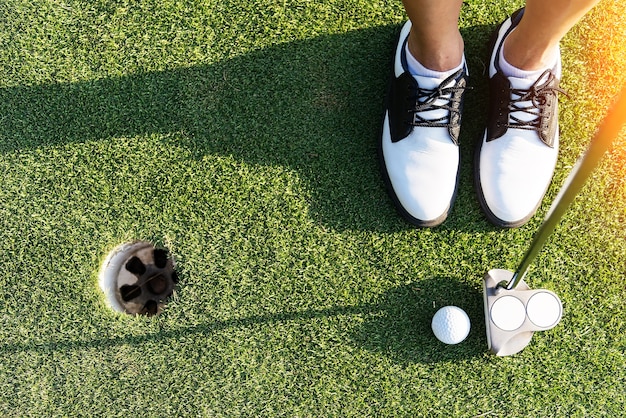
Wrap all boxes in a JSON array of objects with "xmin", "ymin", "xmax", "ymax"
[
  {"xmin": 401, "ymin": 0, "xmax": 464, "ymax": 72},
  {"xmin": 504, "ymin": 0, "xmax": 601, "ymax": 70}
]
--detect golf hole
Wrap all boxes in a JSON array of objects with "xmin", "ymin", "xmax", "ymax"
[
  {"xmin": 526, "ymin": 292, "xmax": 562, "ymax": 328},
  {"xmin": 490, "ymin": 296, "xmax": 526, "ymax": 331},
  {"xmin": 99, "ymin": 241, "xmax": 178, "ymax": 316}
]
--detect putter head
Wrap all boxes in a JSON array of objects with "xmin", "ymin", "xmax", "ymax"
[{"xmin": 483, "ymin": 269, "xmax": 562, "ymax": 356}]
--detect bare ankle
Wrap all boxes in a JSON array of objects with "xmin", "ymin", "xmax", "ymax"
[
  {"xmin": 503, "ymin": 29, "xmax": 559, "ymax": 71},
  {"xmin": 406, "ymin": 31, "xmax": 464, "ymax": 72}
]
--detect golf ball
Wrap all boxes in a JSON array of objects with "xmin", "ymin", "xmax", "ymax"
[{"xmin": 431, "ymin": 306, "xmax": 471, "ymax": 344}]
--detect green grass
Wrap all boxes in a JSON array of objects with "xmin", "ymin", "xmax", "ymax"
[{"xmin": 1, "ymin": 0, "xmax": 625, "ymax": 416}]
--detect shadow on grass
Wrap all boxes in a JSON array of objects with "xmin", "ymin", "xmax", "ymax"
[
  {"xmin": 0, "ymin": 24, "xmax": 496, "ymax": 233},
  {"xmin": 351, "ymin": 278, "xmax": 485, "ymax": 364},
  {"xmin": 1, "ymin": 278, "xmax": 485, "ymax": 363}
]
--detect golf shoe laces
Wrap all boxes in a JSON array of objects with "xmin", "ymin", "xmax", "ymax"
[
  {"xmin": 503, "ymin": 70, "xmax": 567, "ymax": 133},
  {"xmin": 407, "ymin": 70, "xmax": 470, "ymax": 129}
]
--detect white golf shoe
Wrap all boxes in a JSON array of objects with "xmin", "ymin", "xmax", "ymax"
[
  {"xmin": 475, "ymin": 9, "xmax": 566, "ymax": 227},
  {"xmin": 380, "ymin": 21, "xmax": 469, "ymax": 227}
]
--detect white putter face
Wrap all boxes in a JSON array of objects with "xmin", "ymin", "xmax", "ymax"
[{"xmin": 483, "ymin": 269, "xmax": 562, "ymax": 356}]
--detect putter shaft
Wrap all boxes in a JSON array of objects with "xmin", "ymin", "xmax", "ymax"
[{"xmin": 506, "ymin": 86, "xmax": 626, "ymax": 290}]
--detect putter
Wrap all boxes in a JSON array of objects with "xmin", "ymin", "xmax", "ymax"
[{"xmin": 483, "ymin": 86, "xmax": 626, "ymax": 356}]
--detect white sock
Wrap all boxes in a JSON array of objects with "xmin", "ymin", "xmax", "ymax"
[{"xmin": 405, "ymin": 43, "xmax": 464, "ymax": 80}]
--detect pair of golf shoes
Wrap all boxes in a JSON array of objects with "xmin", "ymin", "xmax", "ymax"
[{"xmin": 380, "ymin": 9, "xmax": 564, "ymax": 228}]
